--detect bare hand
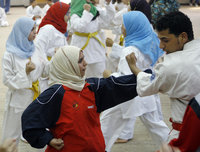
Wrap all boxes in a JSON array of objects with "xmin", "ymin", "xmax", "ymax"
[
  {"xmin": 106, "ymin": 38, "xmax": 114, "ymax": 47},
  {"xmin": 126, "ymin": 52, "xmax": 141, "ymax": 75},
  {"xmin": 83, "ymin": 4, "xmax": 91, "ymax": 12},
  {"xmin": 26, "ymin": 59, "xmax": 35, "ymax": 75},
  {"xmin": 126, "ymin": 52, "xmax": 137, "ymax": 67},
  {"xmin": 115, "ymin": 6, "xmax": 119, "ymax": 11},
  {"xmin": 103, "ymin": 70, "xmax": 112, "ymax": 78},
  {"xmin": 0, "ymin": 139, "xmax": 18, "ymax": 152},
  {"xmin": 49, "ymin": 138, "xmax": 64, "ymax": 150}
]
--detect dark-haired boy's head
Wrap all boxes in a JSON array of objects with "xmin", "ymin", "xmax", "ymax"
[{"xmin": 155, "ymin": 11, "xmax": 194, "ymax": 54}]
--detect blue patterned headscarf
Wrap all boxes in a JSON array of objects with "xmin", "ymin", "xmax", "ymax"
[
  {"xmin": 123, "ymin": 11, "xmax": 164, "ymax": 66},
  {"xmin": 6, "ymin": 17, "xmax": 35, "ymax": 59}
]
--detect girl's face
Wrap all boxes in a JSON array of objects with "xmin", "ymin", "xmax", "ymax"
[
  {"xmin": 28, "ymin": 24, "xmax": 36, "ymax": 41},
  {"xmin": 121, "ymin": 24, "xmax": 126, "ymax": 37},
  {"xmin": 78, "ymin": 51, "xmax": 87, "ymax": 77}
]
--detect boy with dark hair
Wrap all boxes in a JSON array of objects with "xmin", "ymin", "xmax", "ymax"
[{"xmin": 126, "ymin": 11, "xmax": 200, "ymax": 151}]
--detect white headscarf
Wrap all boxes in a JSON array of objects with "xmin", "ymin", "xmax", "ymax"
[{"xmin": 49, "ymin": 46, "xmax": 86, "ymax": 91}]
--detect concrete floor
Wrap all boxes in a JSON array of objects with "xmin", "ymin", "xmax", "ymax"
[{"xmin": 0, "ymin": 5, "xmax": 200, "ymax": 152}]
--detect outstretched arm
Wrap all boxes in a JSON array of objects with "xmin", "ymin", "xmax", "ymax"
[{"xmin": 87, "ymin": 74, "xmax": 138, "ymax": 113}]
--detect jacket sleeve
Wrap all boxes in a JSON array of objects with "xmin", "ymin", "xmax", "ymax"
[
  {"xmin": 70, "ymin": 11, "xmax": 94, "ymax": 32},
  {"xmin": 2, "ymin": 52, "xmax": 32, "ymax": 90},
  {"xmin": 137, "ymin": 62, "xmax": 169, "ymax": 97},
  {"xmin": 98, "ymin": 2, "xmax": 115, "ymax": 29},
  {"xmin": 21, "ymin": 84, "xmax": 65, "ymax": 148},
  {"xmin": 26, "ymin": 6, "xmax": 34, "ymax": 18},
  {"xmin": 87, "ymin": 74, "xmax": 138, "ymax": 113}
]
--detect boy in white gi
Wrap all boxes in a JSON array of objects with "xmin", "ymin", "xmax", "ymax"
[
  {"xmin": 26, "ymin": 0, "xmax": 43, "ymax": 26},
  {"xmin": 126, "ymin": 11, "xmax": 200, "ymax": 143}
]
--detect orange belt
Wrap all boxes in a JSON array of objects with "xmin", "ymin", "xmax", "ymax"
[{"xmin": 169, "ymin": 117, "xmax": 182, "ymax": 131}]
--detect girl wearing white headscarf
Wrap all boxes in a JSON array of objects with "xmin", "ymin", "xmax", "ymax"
[
  {"xmin": 1, "ymin": 17, "xmax": 46, "ymax": 146},
  {"xmin": 22, "ymin": 45, "xmax": 139, "ymax": 152}
]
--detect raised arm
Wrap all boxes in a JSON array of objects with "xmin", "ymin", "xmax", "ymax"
[
  {"xmin": 126, "ymin": 52, "xmax": 142, "ymax": 76},
  {"xmin": 87, "ymin": 74, "xmax": 137, "ymax": 113},
  {"xmin": 126, "ymin": 52, "xmax": 168, "ymax": 97},
  {"xmin": 98, "ymin": 1, "xmax": 115, "ymax": 29},
  {"xmin": 70, "ymin": 4, "xmax": 94, "ymax": 32}
]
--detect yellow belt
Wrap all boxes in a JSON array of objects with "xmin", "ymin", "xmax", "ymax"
[
  {"xmin": 47, "ymin": 56, "xmax": 52, "ymax": 61},
  {"xmin": 29, "ymin": 80, "xmax": 40, "ymax": 100},
  {"xmin": 119, "ymin": 34, "xmax": 124, "ymax": 46},
  {"xmin": 74, "ymin": 31, "xmax": 105, "ymax": 50}
]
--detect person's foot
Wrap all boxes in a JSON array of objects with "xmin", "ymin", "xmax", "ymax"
[
  {"xmin": 115, "ymin": 138, "xmax": 131, "ymax": 143},
  {"xmin": 195, "ymin": 3, "xmax": 199, "ymax": 7},
  {"xmin": 189, "ymin": 3, "xmax": 193, "ymax": 6}
]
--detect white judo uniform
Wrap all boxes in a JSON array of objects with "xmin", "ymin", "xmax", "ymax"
[
  {"xmin": 114, "ymin": 2, "xmax": 128, "ymax": 12},
  {"xmin": 136, "ymin": 39, "xmax": 200, "ymax": 141},
  {"xmin": 100, "ymin": 46, "xmax": 170, "ymax": 152},
  {"xmin": 26, "ymin": 5, "xmax": 43, "ymax": 25},
  {"xmin": 42, "ymin": 4, "xmax": 50, "ymax": 16},
  {"xmin": 1, "ymin": 49, "xmax": 46, "ymax": 144},
  {"xmin": 35, "ymin": 24, "xmax": 68, "ymax": 92},
  {"xmin": 70, "ymin": 2, "xmax": 115, "ymax": 78},
  {"xmin": 111, "ymin": 5, "xmax": 128, "ymax": 43}
]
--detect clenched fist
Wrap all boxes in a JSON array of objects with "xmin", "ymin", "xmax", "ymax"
[
  {"xmin": 26, "ymin": 59, "xmax": 35, "ymax": 75},
  {"xmin": 49, "ymin": 138, "xmax": 64, "ymax": 150},
  {"xmin": 83, "ymin": 4, "xmax": 91, "ymax": 12}
]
